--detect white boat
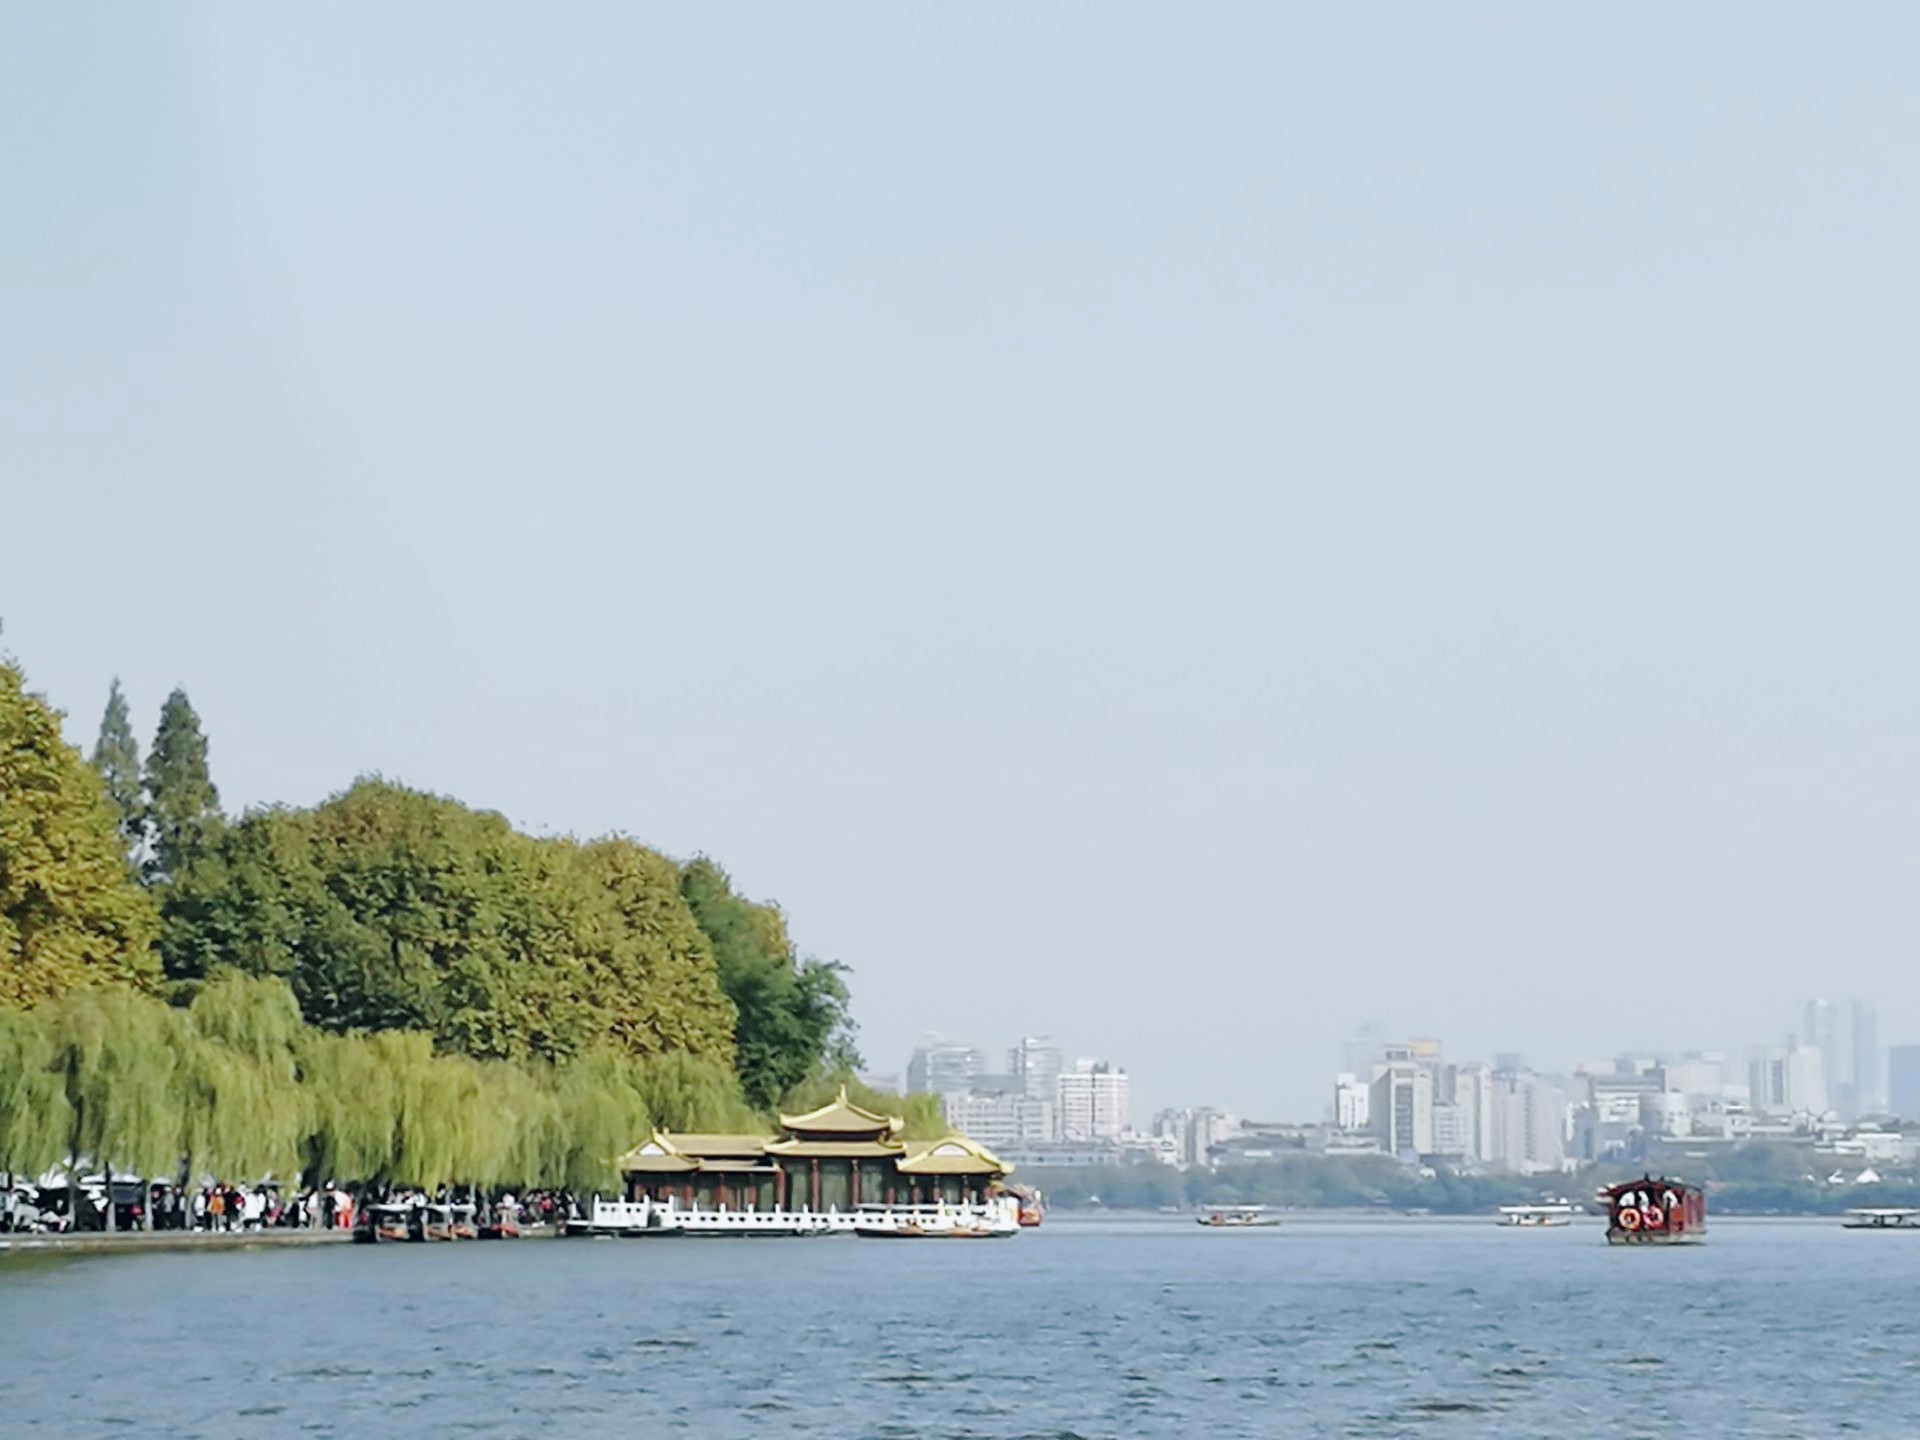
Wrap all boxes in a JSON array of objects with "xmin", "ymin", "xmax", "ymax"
[
  {"xmin": 1196, "ymin": 1205, "xmax": 1281, "ymax": 1229},
  {"xmin": 1496, "ymin": 1203, "xmax": 1577, "ymax": 1228},
  {"xmin": 852, "ymin": 1201, "xmax": 1019, "ymax": 1239},
  {"xmin": 1842, "ymin": 1207, "xmax": 1920, "ymax": 1231}
]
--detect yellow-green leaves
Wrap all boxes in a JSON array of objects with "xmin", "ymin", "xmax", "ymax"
[{"xmin": 0, "ymin": 660, "xmax": 161, "ymax": 1009}]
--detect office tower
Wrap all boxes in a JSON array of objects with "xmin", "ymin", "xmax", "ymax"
[
  {"xmin": 1057, "ymin": 1059, "xmax": 1129, "ymax": 1142},
  {"xmin": 1803, "ymin": 999, "xmax": 1849, "ymax": 1115},
  {"xmin": 1451, "ymin": 1063, "xmax": 1494, "ymax": 1163},
  {"xmin": 1489, "ymin": 1067, "xmax": 1566, "ymax": 1173},
  {"xmin": 1369, "ymin": 1062, "xmax": 1433, "ymax": 1158},
  {"xmin": 1750, "ymin": 1043, "xmax": 1829, "ymax": 1117},
  {"xmin": 1009, "ymin": 1036, "xmax": 1064, "ymax": 1107},
  {"xmin": 906, "ymin": 1038, "xmax": 985, "ymax": 1097},
  {"xmin": 1889, "ymin": 1045, "xmax": 1920, "ymax": 1119},
  {"xmin": 1851, "ymin": 1000, "xmax": 1885, "ymax": 1115},
  {"xmin": 1333, "ymin": 1073, "xmax": 1371, "ymax": 1131}
]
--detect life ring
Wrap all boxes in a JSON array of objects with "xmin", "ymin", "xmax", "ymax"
[
  {"xmin": 1641, "ymin": 1205, "xmax": 1664, "ymax": 1229},
  {"xmin": 1618, "ymin": 1207, "xmax": 1642, "ymax": 1230}
]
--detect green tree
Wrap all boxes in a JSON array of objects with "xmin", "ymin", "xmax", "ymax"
[
  {"xmin": 679, "ymin": 859, "xmax": 855, "ymax": 1109},
  {"xmin": 0, "ymin": 1006, "xmax": 71, "ymax": 1179},
  {"xmin": 1, "ymin": 658, "xmax": 162, "ymax": 1009},
  {"xmin": 142, "ymin": 687, "xmax": 220, "ymax": 883},
  {"xmin": 180, "ymin": 973, "xmax": 310, "ymax": 1184},
  {"xmin": 158, "ymin": 781, "xmax": 743, "ymax": 1074},
  {"xmin": 88, "ymin": 678, "xmax": 144, "ymax": 860},
  {"xmin": 45, "ymin": 986, "xmax": 185, "ymax": 1228}
]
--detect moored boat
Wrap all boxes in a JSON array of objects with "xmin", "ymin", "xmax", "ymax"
[
  {"xmin": 1196, "ymin": 1205, "xmax": 1281, "ymax": 1229},
  {"xmin": 1496, "ymin": 1203, "xmax": 1576, "ymax": 1228},
  {"xmin": 1842, "ymin": 1207, "xmax": 1920, "ymax": 1231},
  {"xmin": 1601, "ymin": 1176, "xmax": 1705, "ymax": 1245}
]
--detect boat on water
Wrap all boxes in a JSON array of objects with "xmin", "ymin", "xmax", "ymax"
[
  {"xmin": 1601, "ymin": 1176, "xmax": 1705, "ymax": 1246},
  {"xmin": 1495, "ymin": 1203, "xmax": 1577, "ymax": 1228},
  {"xmin": 1196, "ymin": 1205, "xmax": 1281, "ymax": 1229},
  {"xmin": 353, "ymin": 1200, "xmax": 478, "ymax": 1243},
  {"xmin": 853, "ymin": 1202, "xmax": 1019, "ymax": 1239},
  {"xmin": 1843, "ymin": 1207, "xmax": 1920, "ymax": 1231}
]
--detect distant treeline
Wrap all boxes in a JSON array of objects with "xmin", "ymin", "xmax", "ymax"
[
  {"xmin": 1, "ymin": 638, "xmax": 938, "ymax": 1188},
  {"xmin": 1025, "ymin": 1149, "xmax": 1920, "ymax": 1216}
]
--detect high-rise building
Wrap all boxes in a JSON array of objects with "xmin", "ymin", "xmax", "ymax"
[
  {"xmin": 906, "ymin": 1038, "xmax": 985, "ymax": 1097},
  {"xmin": 1448, "ymin": 1063, "xmax": 1494, "ymax": 1163},
  {"xmin": 1369, "ymin": 1062, "xmax": 1433, "ymax": 1158},
  {"xmin": 1489, "ymin": 1068, "xmax": 1566, "ymax": 1173},
  {"xmin": 1750, "ymin": 1043, "xmax": 1828, "ymax": 1117},
  {"xmin": 1851, "ymin": 1000, "xmax": 1885, "ymax": 1115},
  {"xmin": 1009, "ymin": 1036, "xmax": 1064, "ymax": 1109},
  {"xmin": 1889, "ymin": 1045, "xmax": 1920, "ymax": 1120},
  {"xmin": 942, "ymin": 1092, "xmax": 1054, "ymax": 1150},
  {"xmin": 1057, "ymin": 1059, "xmax": 1129, "ymax": 1142},
  {"xmin": 1333, "ymin": 1073, "xmax": 1371, "ymax": 1131},
  {"xmin": 1803, "ymin": 999, "xmax": 1850, "ymax": 1116},
  {"xmin": 1151, "ymin": 1107, "xmax": 1227, "ymax": 1169}
]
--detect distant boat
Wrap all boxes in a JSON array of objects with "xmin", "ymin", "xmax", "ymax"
[
  {"xmin": 1196, "ymin": 1205, "xmax": 1281, "ymax": 1229},
  {"xmin": 1496, "ymin": 1204, "xmax": 1576, "ymax": 1228},
  {"xmin": 1843, "ymin": 1207, "xmax": 1920, "ymax": 1231},
  {"xmin": 1600, "ymin": 1176, "xmax": 1705, "ymax": 1246}
]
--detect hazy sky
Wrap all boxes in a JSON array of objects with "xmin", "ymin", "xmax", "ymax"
[{"xmin": 6, "ymin": 5, "xmax": 1918, "ymax": 1118}]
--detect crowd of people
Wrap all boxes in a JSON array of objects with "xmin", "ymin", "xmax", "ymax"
[{"xmin": 1, "ymin": 1174, "xmax": 576, "ymax": 1235}]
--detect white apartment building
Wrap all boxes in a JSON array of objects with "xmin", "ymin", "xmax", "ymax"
[
  {"xmin": 1057, "ymin": 1058, "xmax": 1129, "ymax": 1142},
  {"xmin": 942, "ymin": 1092, "xmax": 1055, "ymax": 1150},
  {"xmin": 1750, "ymin": 1044, "xmax": 1828, "ymax": 1118},
  {"xmin": 1333, "ymin": 1073, "xmax": 1370, "ymax": 1131}
]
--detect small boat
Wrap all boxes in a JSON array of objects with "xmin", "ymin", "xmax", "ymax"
[
  {"xmin": 1601, "ymin": 1175, "xmax": 1705, "ymax": 1246},
  {"xmin": 1196, "ymin": 1205, "xmax": 1281, "ymax": 1229},
  {"xmin": 1843, "ymin": 1207, "xmax": 1920, "ymax": 1231},
  {"xmin": 1496, "ymin": 1204, "xmax": 1576, "ymax": 1228},
  {"xmin": 353, "ymin": 1203, "xmax": 413, "ymax": 1244},
  {"xmin": 853, "ymin": 1203, "xmax": 1018, "ymax": 1239}
]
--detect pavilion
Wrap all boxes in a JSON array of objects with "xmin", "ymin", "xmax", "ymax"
[{"xmin": 616, "ymin": 1088, "xmax": 1011, "ymax": 1212}]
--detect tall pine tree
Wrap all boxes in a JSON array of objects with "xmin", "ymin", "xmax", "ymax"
[
  {"xmin": 89, "ymin": 678, "xmax": 145, "ymax": 860},
  {"xmin": 143, "ymin": 687, "xmax": 221, "ymax": 883}
]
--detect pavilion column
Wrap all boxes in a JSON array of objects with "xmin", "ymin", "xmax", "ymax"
[
  {"xmin": 775, "ymin": 1166, "xmax": 787, "ymax": 1211},
  {"xmin": 809, "ymin": 1159, "xmax": 821, "ymax": 1211},
  {"xmin": 681, "ymin": 1181, "xmax": 693, "ymax": 1210},
  {"xmin": 851, "ymin": 1160, "xmax": 861, "ymax": 1209}
]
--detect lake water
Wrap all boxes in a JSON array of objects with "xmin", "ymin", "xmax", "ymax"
[{"xmin": 2, "ymin": 1214, "xmax": 1914, "ymax": 1437}]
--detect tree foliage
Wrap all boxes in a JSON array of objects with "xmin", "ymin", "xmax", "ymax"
[
  {"xmin": 142, "ymin": 687, "xmax": 220, "ymax": 883},
  {"xmin": 0, "ymin": 659, "xmax": 161, "ymax": 1009},
  {"xmin": 680, "ymin": 858, "xmax": 855, "ymax": 1109},
  {"xmin": 89, "ymin": 678, "xmax": 144, "ymax": 860},
  {"xmin": 157, "ymin": 781, "xmax": 740, "ymax": 1069}
]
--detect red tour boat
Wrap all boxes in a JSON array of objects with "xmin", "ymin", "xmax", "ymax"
[{"xmin": 1602, "ymin": 1175, "xmax": 1705, "ymax": 1245}]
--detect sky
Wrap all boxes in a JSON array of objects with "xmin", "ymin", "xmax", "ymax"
[{"xmin": 5, "ymin": 5, "xmax": 1919, "ymax": 1120}]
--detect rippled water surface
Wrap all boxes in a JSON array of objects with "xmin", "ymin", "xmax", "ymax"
[{"xmin": 3, "ymin": 1215, "xmax": 1916, "ymax": 1437}]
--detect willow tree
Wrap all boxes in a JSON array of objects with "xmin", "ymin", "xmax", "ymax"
[
  {"xmin": 45, "ymin": 986, "xmax": 184, "ymax": 1228},
  {"xmin": 1, "ymin": 657, "xmax": 161, "ymax": 1009},
  {"xmin": 180, "ymin": 973, "xmax": 309, "ymax": 1183},
  {"xmin": 548, "ymin": 1048, "xmax": 651, "ymax": 1194},
  {"xmin": 297, "ymin": 1030, "xmax": 403, "ymax": 1186},
  {"xmin": 0, "ymin": 1007, "xmax": 70, "ymax": 1180}
]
